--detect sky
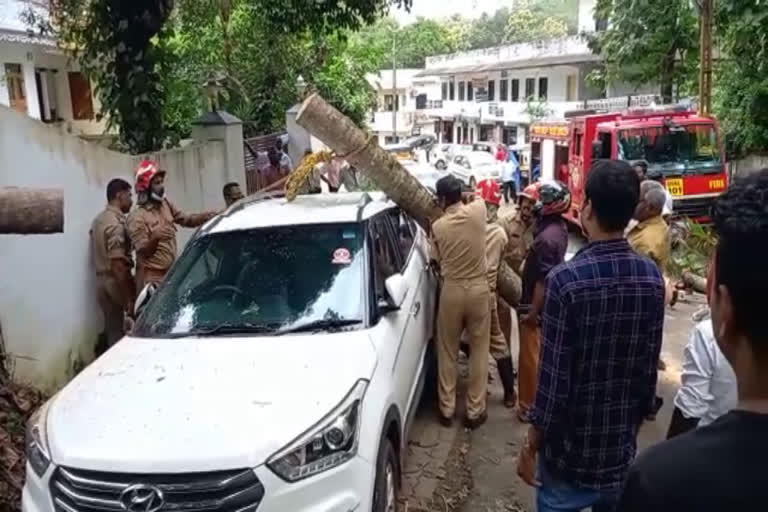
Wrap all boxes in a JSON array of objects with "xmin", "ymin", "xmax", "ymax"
[{"xmin": 389, "ymin": 0, "xmax": 517, "ymax": 25}]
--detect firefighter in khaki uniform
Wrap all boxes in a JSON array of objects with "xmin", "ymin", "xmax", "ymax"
[
  {"xmin": 90, "ymin": 178, "xmax": 136, "ymax": 347},
  {"xmin": 430, "ymin": 175, "xmax": 491, "ymax": 430},
  {"xmin": 476, "ymin": 179, "xmax": 519, "ymax": 408},
  {"xmin": 494, "ymin": 185, "xmax": 537, "ymax": 363},
  {"xmin": 128, "ymin": 160, "xmax": 218, "ymax": 289}
]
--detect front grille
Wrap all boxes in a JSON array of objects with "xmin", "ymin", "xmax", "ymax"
[
  {"xmin": 673, "ymin": 197, "xmax": 715, "ymax": 220},
  {"xmin": 50, "ymin": 466, "xmax": 264, "ymax": 512}
]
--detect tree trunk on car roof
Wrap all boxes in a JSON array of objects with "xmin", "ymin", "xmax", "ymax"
[
  {"xmin": 296, "ymin": 94, "xmax": 443, "ymax": 229},
  {"xmin": 296, "ymin": 94, "xmax": 521, "ymax": 307},
  {"xmin": 0, "ymin": 188, "xmax": 64, "ymax": 234}
]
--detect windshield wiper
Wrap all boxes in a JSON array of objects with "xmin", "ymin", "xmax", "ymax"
[
  {"xmin": 277, "ymin": 319, "xmax": 362, "ymax": 335},
  {"xmin": 167, "ymin": 322, "xmax": 278, "ymax": 338}
]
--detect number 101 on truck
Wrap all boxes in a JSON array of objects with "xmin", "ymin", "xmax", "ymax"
[{"xmin": 530, "ymin": 106, "xmax": 727, "ymax": 224}]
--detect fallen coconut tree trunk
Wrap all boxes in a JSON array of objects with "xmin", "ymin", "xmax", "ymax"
[
  {"xmin": 682, "ymin": 270, "xmax": 708, "ymax": 294},
  {"xmin": 296, "ymin": 93, "xmax": 521, "ymax": 306},
  {"xmin": 0, "ymin": 188, "xmax": 64, "ymax": 234}
]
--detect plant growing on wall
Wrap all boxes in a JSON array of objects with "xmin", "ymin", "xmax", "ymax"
[{"xmin": 524, "ymin": 96, "xmax": 553, "ymax": 121}]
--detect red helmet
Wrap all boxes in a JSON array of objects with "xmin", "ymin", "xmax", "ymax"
[
  {"xmin": 134, "ymin": 159, "xmax": 165, "ymax": 193},
  {"xmin": 520, "ymin": 183, "xmax": 539, "ymax": 202},
  {"xmin": 476, "ymin": 179, "xmax": 501, "ymax": 206}
]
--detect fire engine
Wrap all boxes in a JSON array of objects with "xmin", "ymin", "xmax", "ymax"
[{"xmin": 530, "ymin": 107, "xmax": 727, "ymax": 223}]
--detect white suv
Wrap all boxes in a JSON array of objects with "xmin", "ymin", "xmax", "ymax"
[{"xmin": 23, "ymin": 192, "xmax": 437, "ymax": 512}]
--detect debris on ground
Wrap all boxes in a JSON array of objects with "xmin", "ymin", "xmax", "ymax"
[
  {"xmin": 1, "ymin": 347, "xmax": 44, "ymax": 510},
  {"xmin": 669, "ymin": 219, "xmax": 715, "ymax": 284}
]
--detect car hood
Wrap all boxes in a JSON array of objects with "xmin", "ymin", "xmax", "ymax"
[{"xmin": 47, "ymin": 333, "xmax": 376, "ymax": 473}]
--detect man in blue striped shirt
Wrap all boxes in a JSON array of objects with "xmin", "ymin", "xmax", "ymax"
[{"xmin": 517, "ymin": 159, "xmax": 665, "ymax": 512}]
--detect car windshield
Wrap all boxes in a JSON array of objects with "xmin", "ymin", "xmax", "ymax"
[
  {"xmin": 618, "ymin": 124, "xmax": 721, "ymax": 174},
  {"xmin": 133, "ymin": 223, "xmax": 365, "ymax": 338}
]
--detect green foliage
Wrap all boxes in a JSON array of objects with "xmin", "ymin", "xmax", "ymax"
[
  {"xmin": 523, "ymin": 96, "xmax": 553, "ymax": 121},
  {"xmin": 504, "ymin": 5, "xmax": 569, "ymax": 44},
  {"xmin": 588, "ymin": 0, "xmax": 698, "ymax": 103},
  {"xmin": 669, "ymin": 220, "xmax": 716, "ymax": 278},
  {"xmin": 714, "ymin": 1, "xmax": 768, "ymax": 154},
  {"xmin": 26, "ymin": 0, "xmax": 403, "ymax": 152}
]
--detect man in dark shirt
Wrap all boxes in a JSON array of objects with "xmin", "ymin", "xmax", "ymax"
[
  {"xmin": 617, "ymin": 168, "xmax": 768, "ymax": 511},
  {"xmin": 517, "ymin": 160, "xmax": 665, "ymax": 512},
  {"xmin": 518, "ymin": 181, "xmax": 570, "ymax": 421}
]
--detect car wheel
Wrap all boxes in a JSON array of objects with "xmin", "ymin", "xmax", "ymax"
[
  {"xmin": 372, "ymin": 436, "xmax": 399, "ymax": 512},
  {"xmin": 469, "ymin": 176, "xmax": 477, "ymax": 188},
  {"xmin": 436, "ymin": 160, "xmax": 447, "ymax": 170}
]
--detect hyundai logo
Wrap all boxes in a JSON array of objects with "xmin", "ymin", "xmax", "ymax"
[{"xmin": 119, "ymin": 484, "xmax": 165, "ymax": 512}]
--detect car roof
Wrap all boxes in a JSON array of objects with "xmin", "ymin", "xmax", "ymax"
[{"xmin": 205, "ymin": 191, "xmax": 394, "ymax": 234}]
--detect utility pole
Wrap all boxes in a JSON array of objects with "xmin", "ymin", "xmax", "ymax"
[
  {"xmin": 698, "ymin": 0, "xmax": 714, "ymax": 116},
  {"xmin": 392, "ymin": 30, "xmax": 398, "ymax": 142}
]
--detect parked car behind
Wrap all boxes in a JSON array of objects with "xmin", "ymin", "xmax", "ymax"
[
  {"xmin": 448, "ymin": 151, "xmax": 503, "ymax": 188},
  {"xmin": 23, "ymin": 192, "xmax": 438, "ymax": 512}
]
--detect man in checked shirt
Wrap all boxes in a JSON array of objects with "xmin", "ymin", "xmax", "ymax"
[{"xmin": 517, "ymin": 160, "xmax": 665, "ymax": 512}]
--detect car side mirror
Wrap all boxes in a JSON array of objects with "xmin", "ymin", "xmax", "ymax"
[
  {"xmin": 384, "ymin": 273, "xmax": 409, "ymax": 310},
  {"xmin": 134, "ymin": 282, "xmax": 158, "ymax": 317},
  {"xmin": 591, "ymin": 140, "xmax": 603, "ymax": 160}
]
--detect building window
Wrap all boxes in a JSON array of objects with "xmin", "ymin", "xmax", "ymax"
[
  {"xmin": 479, "ymin": 125, "xmax": 493, "ymax": 142},
  {"xmin": 538, "ymin": 77, "xmax": 548, "ymax": 100},
  {"xmin": 467, "ymin": 81, "xmax": 473, "ymax": 101},
  {"xmin": 511, "ymin": 79, "xmax": 520, "ymax": 102},
  {"xmin": 449, "ymin": 80, "xmax": 455, "ymax": 101},
  {"xmin": 442, "ymin": 82, "xmax": 448, "ymax": 100},
  {"xmin": 500, "ymin": 79, "xmax": 509, "ymax": 101},
  {"xmin": 525, "ymin": 78, "xmax": 535, "ymax": 99},
  {"xmin": 566, "ymin": 75, "xmax": 577, "ymax": 101},
  {"xmin": 4, "ymin": 63, "xmax": 27, "ymax": 114},
  {"xmin": 68, "ymin": 71, "xmax": 94, "ymax": 120},
  {"xmin": 35, "ymin": 68, "xmax": 60, "ymax": 123},
  {"xmin": 384, "ymin": 135, "xmax": 400, "ymax": 145},
  {"xmin": 487, "ymin": 80, "xmax": 495, "ymax": 101},
  {"xmin": 401, "ymin": 94, "xmax": 406, "ymax": 109},
  {"xmin": 458, "ymin": 81, "xmax": 465, "ymax": 101}
]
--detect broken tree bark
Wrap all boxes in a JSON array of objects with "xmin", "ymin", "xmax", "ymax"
[
  {"xmin": 296, "ymin": 94, "xmax": 521, "ymax": 306},
  {"xmin": 0, "ymin": 188, "xmax": 64, "ymax": 234},
  {"xmin": 682, "ymin": 270, "xmax": 707, "ymax": 294}
]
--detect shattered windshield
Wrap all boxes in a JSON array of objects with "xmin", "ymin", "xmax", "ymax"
[
  {"xmin": 618, "ymin": 124, "xmax": 721, "ymax": 174},
  {"xmin": 133, "ymin": 223, "xmax": 365, "ymax": 337}
]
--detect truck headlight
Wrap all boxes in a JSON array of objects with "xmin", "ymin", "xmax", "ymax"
[
  {"xmin": 267, "ymin": 380, "xmax": 367, "ymax": 482},
  {"xmin": 26, "ymin": 401, "xmax": 52, "ymax": 477}
]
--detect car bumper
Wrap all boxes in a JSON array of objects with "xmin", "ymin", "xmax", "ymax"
[{"xmin": 23, "ymin": 456, "xmax": 374, "ymax": 512}]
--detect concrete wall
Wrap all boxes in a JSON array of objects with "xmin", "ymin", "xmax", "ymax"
[
  {"xmin": 0, "ymin": 105, "xmax": 236, "ymax": 390},
  {"xmin": 729, "ymin": 154, "xmax": 768, "ymax": 181},
  {"xmin": 1, "ymin": 41, "xmax": 107, "ymax": 135}
]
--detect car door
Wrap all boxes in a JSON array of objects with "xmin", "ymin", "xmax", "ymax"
[
  {"xmin": 369, "ymin": 212, "xmax": 423, "ymax": 419},
  {"xmin": 388, "ymin": 209, "xmax": 432, "ymax": 419},
  {"xmin": 451, "ymin": 155, "xmax": 469, "ymax": 184}
]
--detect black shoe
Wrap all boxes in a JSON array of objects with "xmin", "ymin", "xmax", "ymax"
[
  {"xmin": 496, "ymin": 357, "xmax": 518, "ymax": 409},
  {"xmin": 464, "ymin": 410, "xmax": 488, "ymax": 430},
  {"xmin": 438, "ymin": 413, "xmax": 453, "ymax": 428}
]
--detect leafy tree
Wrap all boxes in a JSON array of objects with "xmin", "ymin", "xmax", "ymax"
[
  {"xmin": 465, "ymin": 9, "xmax": 510, "ymax": 49},
  {"xmin": 24, "ymin": 0, "xmax": 411, "ymax": 152},
  {"xmin": 714, "ymin": 0, "xmax": 768, "ymax": 153},
  {"xmin": 587, "ymin": 0, "xmax": 698, "ymax": 103},
  {"xmin": 504, "ymin": 7, "xmax": 569, "ymax": 44}
]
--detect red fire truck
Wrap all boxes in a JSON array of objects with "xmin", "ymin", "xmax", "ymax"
[{"xmin": 530, "ymin": 107, "xmax": 727, "ymax": 223}]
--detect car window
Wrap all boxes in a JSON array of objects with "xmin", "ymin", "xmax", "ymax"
[
  {"xmin": 133, "ymin": 223, "xmax": 365, "ymax": 337},
  {"xmin": 370, "ymin": 215, "xmax": 401, "ymax": 303},
  {"xmin": 387, "ymin": 209, "xmax": 416, "ymax": 267}
]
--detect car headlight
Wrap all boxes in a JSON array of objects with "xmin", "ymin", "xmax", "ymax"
[
  {"xmin": 26, "ymin": 400, "xmax": 52, "ymax": 477},
  {"xmin": 267, "ymin": 380, "xmax": 367, "ymax": 482}
]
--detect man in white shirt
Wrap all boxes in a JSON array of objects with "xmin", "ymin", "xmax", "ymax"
[{"xmin": 667, "ymin": 308, "xmax": 738, "ymax": 437}]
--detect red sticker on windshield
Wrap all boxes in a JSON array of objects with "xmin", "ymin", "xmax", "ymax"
[{"xmin": 332, "ymin": 248, "xmax": 352, "ymax": 264}]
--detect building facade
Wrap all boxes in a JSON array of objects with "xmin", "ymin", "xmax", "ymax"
[
  {"xmin": 367, "ymin": 69, "xmax": 442, "ymax": 146},
  {"xmin": 416, "ymin": 0, "xmax": 657, "ymax": 148},
  {"xmin": 0, "ymin": 0, "xmax": 105, "ymax": 135}
]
